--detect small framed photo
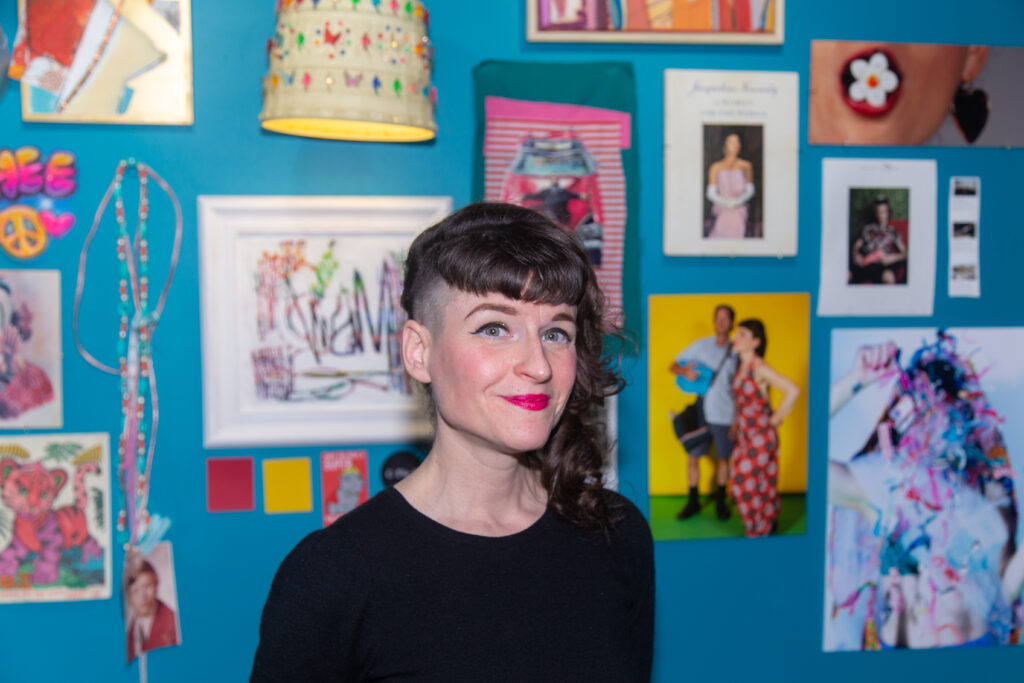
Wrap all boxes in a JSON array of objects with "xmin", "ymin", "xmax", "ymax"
[
  {"xmin": 198, "ymin": 195, "xmax": 452, "ymax": 447},
  {"xmin": 527, "ymin": 0, "xmax": 784, "ymax": 44},
  {"xmin": 818, "ymin": 159, "xmax": 936, "ymax": 316},
  {"xmin": 664, "ymin": 69, "xmax": 798, "ymax": 257}
]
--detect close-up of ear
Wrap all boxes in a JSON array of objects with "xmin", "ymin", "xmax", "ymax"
[
  {"xmin": 962, "ymin": 45, "xmax": 990, "ymax": 82},
  {"xmin": 402, "ymin": 320, "xmax": 432, "ymax": 384}
]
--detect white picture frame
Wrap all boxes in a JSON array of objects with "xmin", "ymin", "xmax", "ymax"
[
  {"xmin": 817, "ymin": 159, "xmax": 936, "ymax": 316},
  {"xmin": 663, "ymin": 69, "xmax": 798, "ymax": 257},
  {"xmin": 198, "ymin": 195, "xmax": 452, "ymax": 448}
]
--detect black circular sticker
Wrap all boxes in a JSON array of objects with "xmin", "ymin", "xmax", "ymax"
[{"xmin": 381, "ymin": 451, "xmax": 422, "ymax": 487}]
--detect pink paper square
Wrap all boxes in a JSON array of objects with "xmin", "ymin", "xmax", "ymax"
[{"xmin": 206, "ymin": 457, "xmax": 255, "ymax": 512}]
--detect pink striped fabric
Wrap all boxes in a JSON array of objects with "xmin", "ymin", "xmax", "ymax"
[{"xmin": 483, "ymin": 114, "xmax": 628, "ymax": 320}]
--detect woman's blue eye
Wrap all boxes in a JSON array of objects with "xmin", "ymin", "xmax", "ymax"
[
  {"xmin": 474, "ymin": 323, "xmax": 507, "ymax": 337},
  {"xmin": 543, "ymin": 328, "xmax": 572, "ymax": 343}
]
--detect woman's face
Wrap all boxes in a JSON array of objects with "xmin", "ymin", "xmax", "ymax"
[
  {"xmin": 809, "ymin": 41, "xmax": 983, "ymax": 145},
  {"xmin": 723, "ymin": 134, "xmax": 741, "ymax": 156},
  {"xmin": 875, "ymin": 202, "xmax": 891, "ymax": 225},
  {"xmin": 411, "ymin": 287, "xmax": 578, "ymax": 457},
  {"xmin": 129, "ymin": 572, "xmax": 158, "ymax": 617},
  {"xmin": 732, "ymin": 326, "xmax": 761, "ymax": 355}
]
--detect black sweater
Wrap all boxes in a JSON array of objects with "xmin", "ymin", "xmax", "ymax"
[{"xmin": 250, "ymin": 486, "xmax": 654, "ymax": 682}]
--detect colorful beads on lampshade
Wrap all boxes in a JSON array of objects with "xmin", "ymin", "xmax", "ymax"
[{"xmin": 260, "ymin": 0, "xmax": 437, "ymax": 142}]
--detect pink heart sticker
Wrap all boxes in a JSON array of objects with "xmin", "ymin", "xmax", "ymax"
[{"xmin": 39, "ymin": 210, "xmax": 76, "ymax": 239}]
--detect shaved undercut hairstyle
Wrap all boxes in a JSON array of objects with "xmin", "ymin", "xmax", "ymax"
[{"xmin": 401, "ymin": 202, "xmax": 627, "ymax": 533}]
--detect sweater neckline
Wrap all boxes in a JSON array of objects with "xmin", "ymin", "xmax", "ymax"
[{"xmin": 383, "ymin": 486, "xmax": 554, "ymax": 543}]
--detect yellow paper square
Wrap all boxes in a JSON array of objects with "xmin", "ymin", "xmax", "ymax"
[{"xmin": 262, "ymin": 458, "xmax": 313, "ymax": 514}]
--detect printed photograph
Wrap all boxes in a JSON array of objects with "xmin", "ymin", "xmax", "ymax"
[
  {"xmin": 847, "ymin": 188, "xmax": 909, "ymax": 286},
  {"xmin": 648, "ymin": 293, "xmax": 808, "ymax": 541},
  {"xmin": 809, "ymin": 42, "xmax": 1024, "ymax": 147},
  {"xmin": 952, "ymin": 264, "xmax": 978, "ymax": 280},
  {"xmin": 954, "ymin": 178, "xmax": 979, "ymax": 196},
  {"xmin": 702, "ymin": 124, "xmax": 763, "ymax": 239},
  {"xmin": 124, "ymin": 542, "xmax": 181, "ymax": 661},
  {"xmin": 826, "ymin": 328, "xmax": 1024, "ymax": 650},
  {"xmin": 953, "ymin": 222, "xmax": 976, "ymax": 238}
]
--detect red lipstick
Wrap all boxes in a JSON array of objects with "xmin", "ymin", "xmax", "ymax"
[{"xmin": 503, "ymin": 394, "xmax": 550, "ymax": 411}]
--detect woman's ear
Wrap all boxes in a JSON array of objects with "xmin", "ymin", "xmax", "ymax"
[
  {"xmin": 402, "ymin": 319, "xmax": 432, "ymax": 384},
  {"xmin": 961, "ymin": 46, "xmax": 989, "ymax": 83}
]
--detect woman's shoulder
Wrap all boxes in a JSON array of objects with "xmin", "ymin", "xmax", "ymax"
[
  {"xmin": 602, "ymin": 491, "xmax": 653, "ymax": 546},
  {"xmin": 279, "ymin": 488, "xmax": 407, "ymax": 577},
  {"xmin": 750, "ymin": 356, "xmax": 774, "ymax": 378}
]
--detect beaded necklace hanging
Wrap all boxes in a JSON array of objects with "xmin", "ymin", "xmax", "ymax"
[{"xmin": 74, "ymin": 159, "xmax": 182, "ymax": 550}]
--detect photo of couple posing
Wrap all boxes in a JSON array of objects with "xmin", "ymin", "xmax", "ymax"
[{"xmin": 647, "ymin": 294, "xmax": 809, "ymax": 541}]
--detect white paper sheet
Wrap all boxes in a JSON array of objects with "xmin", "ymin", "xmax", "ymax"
[
  {"xmin": 664, "ymin": 69, "xmax": 798, "ymax": 256},
  {"xmin": 818, "ymin": 159, "xmax": 936, "ymax": 316}
]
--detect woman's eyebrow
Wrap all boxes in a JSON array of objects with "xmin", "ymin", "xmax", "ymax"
[
  {"xmin": 464, "ymin": 303, "xmax": 517, "ymax": 319},
  {"xmin": 463, "ymin": 303, "xmax": 576, "ymax": 323}
]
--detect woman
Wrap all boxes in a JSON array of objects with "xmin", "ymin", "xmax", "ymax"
[
  {"xmin": 706, "ymin": 133, "xmax": 754, "ymax": 239},
  {"xmin": 849, "ymin": 195, "xmax": 907, "ymax": 285},
  {"xmin": 250, "ymin": 203, "xmax": 654, "ymax": 682},
  {"xmin": 728, "ymin": 319, "xmax": 799, "ymax": 537}
]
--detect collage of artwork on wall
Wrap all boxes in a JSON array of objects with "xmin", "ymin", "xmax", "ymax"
[{"xmin": 2, "ymin": 1, "xmax": 1020, "ymax": 678}]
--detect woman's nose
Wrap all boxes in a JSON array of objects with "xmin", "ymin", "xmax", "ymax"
[{"xmin": 515, "ymin": 335, "xmax": 552, "ymax": 382}]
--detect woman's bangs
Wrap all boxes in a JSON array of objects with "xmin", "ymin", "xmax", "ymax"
[{"xmin": 438, "ymin": 237, "xmax": 586, "ymax": 307}]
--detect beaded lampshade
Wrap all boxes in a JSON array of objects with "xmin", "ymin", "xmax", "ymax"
[{"xmin": 260, "ymin": 0, "xmax": 436, "ymax": 142}]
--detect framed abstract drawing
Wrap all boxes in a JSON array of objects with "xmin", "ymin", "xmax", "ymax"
[
  {"xmin": 527, "ymin": 0, "xmax": 783, "ymax": 45},
  {"xmin": 198, "ymin": 195, "xmax": 451, "ymax": 447}
]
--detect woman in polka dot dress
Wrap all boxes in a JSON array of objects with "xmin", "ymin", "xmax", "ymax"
[{"xmin": 729, "ymin": 319, "xmax": 800, "ymax": 537}]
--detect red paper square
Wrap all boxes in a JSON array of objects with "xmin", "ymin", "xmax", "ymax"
[{"xmin": 206, "ymin": 457, "xmax": 255, "ymax": 513}]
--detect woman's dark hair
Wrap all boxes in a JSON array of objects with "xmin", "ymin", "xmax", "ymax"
[
  {"xmin": 737, "ymin": 318, "xmax": 767, "ymax": 358},
  {"xmin": 402, "ymin": 202, "xmax": 626, "ymax": 532},
  {"xmin": 870, "ymin": 195, "xmax": 891, "ymax": 222}
]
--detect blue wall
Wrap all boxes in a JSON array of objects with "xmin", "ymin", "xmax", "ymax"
[{"xmin": 2, "ymin": 1, "xmax": 1023, "ymax": 681}]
